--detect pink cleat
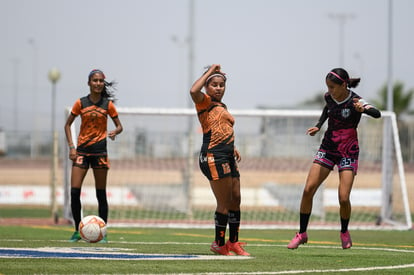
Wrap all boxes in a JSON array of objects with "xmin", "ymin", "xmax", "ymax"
[
  {"xmin": 210, "ymin": 241, "xmax": 232, "ymax": 255},
  {"xmin": 287, "ymin": 232, "xmax": 308, "ymax": 249},
  {"xmin": 226, "ymin": 240, "xmax": 250, "ymax": 256},
  {"xmin": 340, "ymin": 231, "xmax": 352, "ymax": 249}
]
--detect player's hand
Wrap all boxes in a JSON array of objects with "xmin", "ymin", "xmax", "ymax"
[
  {"xmin": 306, "ymin": 127, "xmax": 320, "ymax": 136},
  {"xmin": 210, "ymin": 64, "xmax": 221, "ymax": 72},
  {"xmin": 209, "ymin": 64, "xmax": 225, "ymax": 75},
  {"xmin": 353, "ymin": 98, "xmax": 365, "ymax": 113},
  {"xmin": 108, "ymin": 131, "xmax": 117, "ymax": 140},
  {"xmin": 234, "ymin": 149, "xmax": 241, "ymax": 162},
  {"xmin": 69, "ymin": 148, "xmax": 77, "ymax": 161}
]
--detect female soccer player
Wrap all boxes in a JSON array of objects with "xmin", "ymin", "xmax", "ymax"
[
  {"xmin": 287, "ymin": 68, "xmax": 381, "ymax": 249},
  {"xmin": 64, "ymin": 69, "xmax": 123, "ymax": 243},
  {"xmin": 190, "ymin": 64, "xmax": 250, "ymax": 256}
]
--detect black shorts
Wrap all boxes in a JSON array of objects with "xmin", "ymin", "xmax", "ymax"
[
  {"xmin": 73, "ymin": 153, "xmax": 110, "ymax": 169},
  {"xmin": 199, "ymin": 151, "xmax": 240, "ymax": 181},
  {"xmin": 313, "ymin": 149, "xmax": 358, "ymax": 174}
]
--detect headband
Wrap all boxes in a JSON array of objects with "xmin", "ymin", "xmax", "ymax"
[
  {"xmin": 328, "ymin": 71, "xmax": 347, "ymax": 83},
  {"xmin": 206, "ymin": 73, "xmax": 226, "ymax": 84},
  {"xmin": 89, "ymin": 69, "xmax": 106, "ymax": 79}
]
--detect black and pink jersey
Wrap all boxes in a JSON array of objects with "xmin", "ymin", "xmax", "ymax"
[{"xmin": 318, "ymin": 91, "xmax": 369, "ymax": 159}]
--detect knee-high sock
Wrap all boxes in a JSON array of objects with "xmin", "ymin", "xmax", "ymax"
[
  {"xmin": 96, "ymin": 189, "xmax": 108, "ymax": 223},
  {"xmin": 228, "ymin": 210, "xmax": 240, "ymax": 243},
  {"xmin": 341, "ymin": 218, "xmax": 350, "ymax": 233},
  {"xmin": 214, "ymin": 212, "xmax": 228, "ymax": 246},
  {"xmin": 299, "ymin": 212, "xmax": 311, "ymax": 233},
  {"xmin": 71, "ymin": 187, "xmax": 81, "ymax": 231}
]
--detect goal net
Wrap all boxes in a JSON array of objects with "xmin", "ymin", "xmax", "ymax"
[{"xmin": 63, "ymin": 107, "xmax": 412, "ymax": 230}]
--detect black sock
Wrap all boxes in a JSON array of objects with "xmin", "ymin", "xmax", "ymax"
[
  {"xmin": 228, "ymin": 210, "xmax": 240, "ymax": 243},
  {"xmin": 70, "ymin": 187, "xmax": 81, "ymax": 231},
  {"xmin": 299, "ymin": 213, "xmax": 311, "ymax": 233},
  {"xmin": 214, "ymin": 212, "xmax": 228, "ymax": 246},
  {"xmin": 341, "ymin": 218, "xmax": 349, "ymax": 233},
  {"xmin": 96, "ymin": 189, "xmax": 108, "ymax": 223}
]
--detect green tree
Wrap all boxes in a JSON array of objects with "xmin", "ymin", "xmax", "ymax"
[
  {"xmin": 299, "ymin": 91, "xmax": 325, "ymax": 109},
  {"xmin": 372, "ymin": 81, "xmax": 414, "ymax": 162},
  {"xmin": 372, "ymin": 81, "xmax": 414, "ymax": 119}
]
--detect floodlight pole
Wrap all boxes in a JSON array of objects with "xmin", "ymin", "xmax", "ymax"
[
  {"xmin": 12, "ymin": 58, "xmax": 20, "ymax": 132},
  {"xmin": 184, "ymin": 0, "xmax": 195, "ymax": 218},
  {"xmin": 328, "ymin": 13, "xmax": 355, "ymax": 67},
  {"xmin": 48, "ymin": 68, "xmax": 61, "ymax": 224},
  {"xmin": 29, "ymin": 38, "xmax": 40, "ymax": 158},
  {"xmin": 381, "ymin": 0, "xmax": 394, "ymax": 224}
]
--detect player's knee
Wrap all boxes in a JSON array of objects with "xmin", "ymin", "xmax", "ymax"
[
  {"xmin": 231, "ymin": 193, "xmax": 241, "ymax": 206},
  {"xmin": 302, "ymin": 186, "xmax": 317, "ymax": 198},
  {"xmin": 338, "ymin": 196, "xmax": 350, "ymax": 206}
]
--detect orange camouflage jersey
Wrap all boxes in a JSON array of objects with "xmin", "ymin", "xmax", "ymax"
[
  {"xmin": 196, "ymin": 94, "xmax": 235, "ymax": 153},
  {"xmin": 71, "ymin": 95, "xmax": 118, "ymax": 154}
]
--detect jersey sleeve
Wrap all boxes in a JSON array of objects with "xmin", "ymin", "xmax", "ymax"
[
  {"xmin": 71, "ymin": 99, "xmax": 82, "ymax": 116},
  {"xmin": 315, "ymin": 105, "xmax": 329, "ymax": 129},
  {"xmin": 356, "ymin": 97, "xmax": 381, "ymax": 119},
  {"xmin": 108, "ymin": 101, "xmax": 119, "ymax": 118},
  {"xmin": 195, "ymin": 93, "xmax": 211, "ymax": 112}
]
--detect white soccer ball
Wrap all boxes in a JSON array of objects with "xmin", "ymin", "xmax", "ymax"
[{"xmin": 79, "ymin": 215, "xmax": 107, "ymax": 243}]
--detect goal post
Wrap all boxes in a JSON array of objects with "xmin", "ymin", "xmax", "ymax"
[
  {"xmin": 382, "ymin": 112, "xmax": 412, "ymax": 227},
  {"xmin": 62, "ymin": 107, "xmax": 412, "ymax": 230}
]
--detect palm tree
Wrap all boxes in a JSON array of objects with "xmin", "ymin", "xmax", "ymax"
[
  {"xmin": 372, "ymin": 81, "xmax": 414, "ymax": 162},
  {"xmin": 299, "ymin": 91, "xmax": 325, "ymax": 109},
  {"xmin": 371, "ymin": 81, "xmax": 414, "ymax": 120}
]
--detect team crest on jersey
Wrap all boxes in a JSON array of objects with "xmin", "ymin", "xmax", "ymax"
[
  {"xmin": 342, "ymin": 108, "xmax": 351, "ymax": 118},
  {"xmin": 199, "ymin": 154, "xmax": 207, "ymax": 163}
]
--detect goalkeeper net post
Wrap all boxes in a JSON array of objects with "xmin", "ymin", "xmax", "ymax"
[{"xmin": 380, "ymin": 111, "xmax": 412, "ymax": 227}]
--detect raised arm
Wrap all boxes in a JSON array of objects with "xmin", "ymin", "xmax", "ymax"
[{"xmin": 190, "ymin": 64, "xmax": 223, "ymax": 104}]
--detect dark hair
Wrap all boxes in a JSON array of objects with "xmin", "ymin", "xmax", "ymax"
[
  {"xmin": 88, "ymin": 69, "xmax": 117, "ymax": 103},
  {"xmin": 203, "ymin": 65, "xmax": 227, "ymax": 86},
  {"xmin": 326, "ymin": 68, "xmax": 360, "ymax": 89}
]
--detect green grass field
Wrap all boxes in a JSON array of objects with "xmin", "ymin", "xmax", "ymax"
[{"xmin": 0, "ymin": 223, "xmax": 413, "ymax": 275}]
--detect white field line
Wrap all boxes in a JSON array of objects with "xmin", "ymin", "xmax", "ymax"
[
  {"xmin": 0, "ymin": 241, "xmax": 413, "ymax": 272},
  {"xmin": 163, "ymin": 263, "xmax": 414, "ymax": 275}
]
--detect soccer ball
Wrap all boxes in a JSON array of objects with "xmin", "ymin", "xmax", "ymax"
[{"xmin": 79, "ymin": 215, "xmax": 107, "ymax": 243}]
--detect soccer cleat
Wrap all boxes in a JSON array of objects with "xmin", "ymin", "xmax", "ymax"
[
  {"xmin": 210, "ymin": 241, "xmax": 232, "ymax": 255},
  {"xmin": 287, "ymin": 232, "xmax": 308, "ymax": 249},
  {"xmin": 340, "ymin": 231, "xmax": 352, "ymax": 249},
  {"xmin": 226, "ymin": 240, "xmax": 250, "ymax": 256},
  {"xmin": 98, "ymin": 235, "xmax": 108, "ymax": 244},
  {"xmin": 69, "ymin": 231, "xmax": 81, "ymax": 242}
]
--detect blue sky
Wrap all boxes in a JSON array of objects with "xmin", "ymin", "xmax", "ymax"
[{"xmin": 1, "ymin": 0, "xmax": 413, "ymax": 131}]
